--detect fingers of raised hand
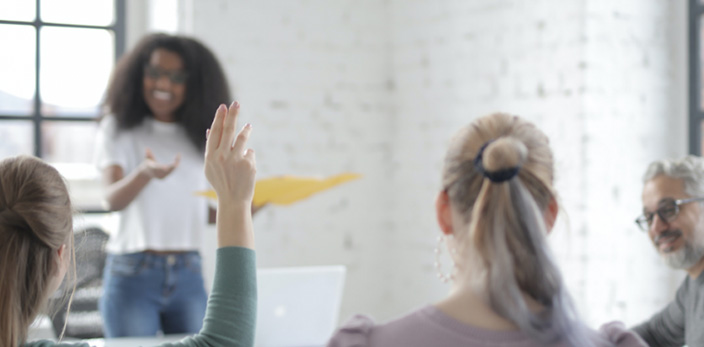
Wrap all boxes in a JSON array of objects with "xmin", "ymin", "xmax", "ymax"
[
  {"xmin": 232, "ymin": 123, "xmax": 252, "ymax": 155},
  {"xmin": 221, "ymin": 101, "xmax": 240, "ymax": 151},
  {"xmin": 240, "ymin": 148, "xmax": 256, "ymax": 174},
  {"xmin": 206, "ymin": 104, "xmax": 227, "ymax": 154},
  {"xmin": 243, "ymin": 148, "xmax": 255, "ymax": 168},
  {"xmin": 203, "ymin": 101, "xmax": 254, "ymax": 168}
]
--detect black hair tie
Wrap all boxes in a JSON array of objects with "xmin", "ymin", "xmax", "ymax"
[{"xmin": 474, "ymin": 140, "xmax": 521, "ymax": 183}]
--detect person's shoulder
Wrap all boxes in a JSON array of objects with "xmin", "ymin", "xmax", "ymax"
[
  {"xmin": 97, "ymin": 114, "xmax": 121, "ymax": 135},
  {"xmin": 597, "ymin": 321, "xmax": 648, "ymax": 347},
  {"xmin": 327, "ymin": 314, "xmax": 377, "ymax": 347},
  {"xmin": 676, "ymin": 272, "xmax": 698, "ymax": 298},
  {"xmin": 98, "ymin": 115, "xmax": 151, "ymax": 134},
  {"xmin": 326, "ymin": 307, "xmax": 435, "ymax": 347}
]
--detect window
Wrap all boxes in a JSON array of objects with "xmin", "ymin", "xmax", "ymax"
[
  {"xmin": 0, "ymin": 0, "xmax": 125, "ymax": 210},
  {"xmin": 690, "ymin": 0, "xmax": 704, "ymax": 154}
]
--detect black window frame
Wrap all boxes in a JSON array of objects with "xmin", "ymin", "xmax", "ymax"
[
  {"xmin": 0, "ymin": 0, "xmax": 125, "ymax": 157},
  {"xmin": 690, "ymin": 0, "xmax": 703, "ymax": 155}
]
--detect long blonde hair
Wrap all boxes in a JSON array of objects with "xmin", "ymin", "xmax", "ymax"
[
  {"xmin": 442, "ymin": 113, "xmax": 599, "ymax": 346},
  {"xmin": 0, "ymin": 155, "xmax": 75, "ymax": 346}
]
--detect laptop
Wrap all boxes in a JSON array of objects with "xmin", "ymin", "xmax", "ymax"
[{"xmin": 255, "ymin": 265, "xmax": 346, "ymax": 347}]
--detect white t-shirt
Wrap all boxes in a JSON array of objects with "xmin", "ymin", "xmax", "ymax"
[{"xmin": 94, "ymin": 116, "xmax": 209, "ymax": 254}]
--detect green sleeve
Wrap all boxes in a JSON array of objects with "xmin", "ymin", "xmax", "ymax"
[
  {"xmin": 23, "ymin": 247, "xmax": 256, "ymax": 347},
  {"xmin": 160, "ymin": 247, "xmax": 257, "ymax": 347}
]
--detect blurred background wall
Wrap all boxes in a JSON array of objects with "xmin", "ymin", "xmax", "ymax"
[{"xmin": 113, "ymin": 0, "xmax": 690, "ymax": 327}]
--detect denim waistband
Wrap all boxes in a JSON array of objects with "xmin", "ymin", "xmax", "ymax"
[{"xmin": 107, "ymin": 251, "xmax": 201, "ymax": 268}]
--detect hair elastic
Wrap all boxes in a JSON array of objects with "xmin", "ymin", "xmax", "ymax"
[{"xmin": 474, "ymin": 140, "xmax": 521, "ymax": 183}]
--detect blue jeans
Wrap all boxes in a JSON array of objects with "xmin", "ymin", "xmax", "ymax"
[{"xmin": 99, "ymin": 251, "xmax": 208, "ymax": 337}]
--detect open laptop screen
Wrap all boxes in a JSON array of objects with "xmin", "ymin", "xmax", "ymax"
[{"xmin": 255, "ymin": 265, "xmax": 346, "ymax": 347}]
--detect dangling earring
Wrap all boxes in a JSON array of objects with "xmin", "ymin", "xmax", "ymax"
[{"xmin": 435, "ymin": 234, "xmax": 457, "ymax": 283}]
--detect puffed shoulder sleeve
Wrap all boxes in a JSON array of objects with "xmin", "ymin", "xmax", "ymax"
[
  {"xmin": 598, "ymin": 321, "xmax": 648, "ymax": 347},
  {"xmin": 326, "ymin": 315, "xmax": 376, "ymax": 347}
]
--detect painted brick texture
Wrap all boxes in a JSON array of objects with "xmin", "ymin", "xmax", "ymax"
[{"xmin": 186, "ymin": 0, "xmax": 687, "ymax": 329}]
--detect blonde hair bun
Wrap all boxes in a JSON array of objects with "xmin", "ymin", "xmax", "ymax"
[{"xmin": 482, "ymin": 137, "xmax": 528, "ymax": 173}]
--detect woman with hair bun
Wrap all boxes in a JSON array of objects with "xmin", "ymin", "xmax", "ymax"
[{"xmin": 328, "ymin": 113, "xmax": 646, "ymax": 347}]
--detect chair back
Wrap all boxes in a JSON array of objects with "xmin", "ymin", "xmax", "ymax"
[{"xmin": 50, "ymin": 227, "xmax": 109, "ymax": 339}]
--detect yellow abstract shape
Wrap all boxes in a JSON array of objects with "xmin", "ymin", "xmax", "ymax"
[{"xmin": 195, "ymin": 173, "xmax": 362, "ymax": 207}]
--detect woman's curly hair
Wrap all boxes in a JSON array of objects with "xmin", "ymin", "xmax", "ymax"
[{"xmin": 103, "ymin": 33, "xmax": 231, "ymax": 152}]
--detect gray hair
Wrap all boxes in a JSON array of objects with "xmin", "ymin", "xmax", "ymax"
[
  {"xmin": 643, "ymin": 155, "xmax": 704, "ymax": 198},
  {"xmin": 442, "ymin": 114, "xmax": 606, "ymax": 347},
  {"xmin": 643, "ymin": 155, "xmax": 704, "ymax": 270}
]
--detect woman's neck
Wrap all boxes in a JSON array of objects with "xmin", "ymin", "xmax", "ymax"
[{"xmin": 152, "ymin": 112, "xmax": 176, "ymax": 123}]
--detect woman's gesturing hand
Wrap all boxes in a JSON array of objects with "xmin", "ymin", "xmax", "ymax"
[{"xmin": 140, "ymin": 148, "xmax": 180, "ymax": 179}]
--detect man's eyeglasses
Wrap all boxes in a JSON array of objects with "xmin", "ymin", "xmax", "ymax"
[
  {"xmin": 635, "ymin": 197, "xmax": 704, "ymax": 231},
  {"xmin": 144, "ymin": 65, "xmax": 188, "ymax": 84}
]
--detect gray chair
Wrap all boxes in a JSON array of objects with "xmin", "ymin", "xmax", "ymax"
[{"xmin": 50, "ymin": 227, "xmax": 109, "ymax": 339}]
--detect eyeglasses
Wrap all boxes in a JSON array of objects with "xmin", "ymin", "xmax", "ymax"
[
  {"xmin": 635, "ymin": 197, "xmax": 704, "ymax": 231},
  {"xmin": 144, "ymin": 65, "xmax": 188, "ymax": 84}
]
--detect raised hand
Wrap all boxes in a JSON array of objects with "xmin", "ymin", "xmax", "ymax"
[
  {"xmin": 204, "ymin": 101, "xmax": 256, "ymax": 249},
  {"xmin": 205, "ymin": 101, "xmax": 256, "ymax": 205},
  {"xmin": 140, "ymin": 148, "xmax": 180, "ymax": 179}
]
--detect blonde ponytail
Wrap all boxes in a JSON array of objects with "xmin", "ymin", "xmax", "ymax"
[{"xmin": 442, "ymin": 114, "xmax": 606, "ymax": 347}]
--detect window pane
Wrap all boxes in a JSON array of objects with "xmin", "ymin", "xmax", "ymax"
[
  {"xmin": 0, "ymin": 0, "xmax": 36, "ymax": 21},
  {"xmin": 701, "ymin": 16, "xmax": 704, "ymax": 111},
  {"xmin": 701, "ymin": 120, "xmax": 704, "ymax": 156},
  {"xmin": 52, "ymin": 161, "xmax": 104, "ymax": 210},
  {"xmin": 0, "ymin": 121, "xmax": 34, "ymax": 159},
  {"xmin": 42, "ymin": 121, "xmax": 102, "ymax": 210},
  {"xmin": 0, "ymin": 24, "xmax": 36, "ymax": 116},
  {"xmin": 40, "ymin": 27, "xmax": 114, "ymax": 117},
  {"xmin": 41, "ymin": 0, "xmax": 114, "ymax": 26},
  {"xmin": 41, "ymin": 121, "xmax": 99, "ymax": 163}
]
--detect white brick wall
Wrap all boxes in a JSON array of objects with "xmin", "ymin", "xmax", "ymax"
[
  {"xmin": 386, "ymin": 0, "xmax": 591, "ymax": 324},
  {"xmin": 188, "ymin": 0, "xmax": 398, "ymax": 323},
  {"xmin": 577, "ymin": 0, "xmax": 688, "ymax": 326},
  {"xmin": 152, "ymin": 0, "xmax": 688, "ymax": 329}
]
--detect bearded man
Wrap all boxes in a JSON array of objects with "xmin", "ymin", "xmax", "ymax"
[{"xmin": 633, "ymin": 155, "xmax": 704, "ymax": 346}]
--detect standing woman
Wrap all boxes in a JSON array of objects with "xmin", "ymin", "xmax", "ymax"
[{"xmin": 94, "ymin": 33, "xmax": 230, "ymax": 337}]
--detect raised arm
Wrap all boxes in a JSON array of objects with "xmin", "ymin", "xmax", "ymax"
[
  {"xmin": 158, "ymin": 101, "xmax": 257, "ymax": 347},
  {"xmin": 204, "ymin": 102, "xmax": 255, "ymax": 249}
]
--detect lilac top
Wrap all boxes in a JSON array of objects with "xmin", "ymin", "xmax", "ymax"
[{"xmin": 327, "ymin": 306, "xmax": 647, "ymax": 347}]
